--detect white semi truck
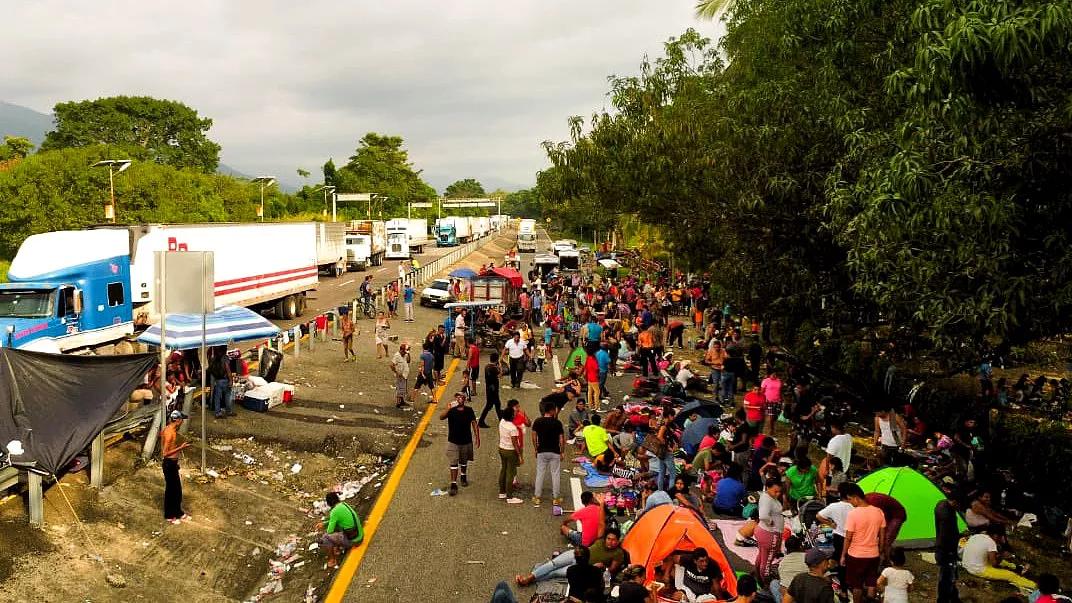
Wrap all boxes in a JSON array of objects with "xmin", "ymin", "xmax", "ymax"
[
  {"xmin": 345, "ymin": 220, "xmax": 386, "ymax": 270},
  {"xmin": 517, "ymin": 219, "xmax": 537, "ymax": 253},
  {"xmin": 385, "ymin": 218, "xmax": 431, "ymax": 259},
  {"xmin": 0, "ymin": 223, "xmax": 320, "ymax": 353},
  {"xmin": 315, "ymin": 222, "xmax": 349, "ymax": 277}
]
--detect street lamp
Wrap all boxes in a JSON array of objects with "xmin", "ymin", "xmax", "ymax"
[
  {"xmin": 313, "ymin": 185, "xmax": 337, "ymax": 221},
  {"xmin": 91, "ymin": 159, "xmax": 132, "ymax": 223},
  {"xmin": 251, "ymin": 176, "xmax": 276, "ymax": 221}
]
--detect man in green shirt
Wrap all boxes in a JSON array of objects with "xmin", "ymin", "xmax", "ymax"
[
  {"xmin": 582, "ymin": 414, "xmax": 614, "ymax": 470},
  {"xmin": 318, "ymin": 492, "xmax": 364, "ymax": 569}
]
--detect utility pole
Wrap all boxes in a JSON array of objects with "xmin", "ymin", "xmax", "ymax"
[{"xmin": 91, "ymin": 159, "xmax": 132, "ymax": 223}]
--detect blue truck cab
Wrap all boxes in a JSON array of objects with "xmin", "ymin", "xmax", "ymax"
[
  {"xmin": 0, "ymin": 230, "xmax": 135, "ymax": 353},
  {"xmin": 437, "ymin": 224, "xmax": 459, "ymax": 246}
]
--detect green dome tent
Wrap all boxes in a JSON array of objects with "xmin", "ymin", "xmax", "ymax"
[{"xmin": 858, "ymin": 466, "xmax": 967, "ymax": 548}]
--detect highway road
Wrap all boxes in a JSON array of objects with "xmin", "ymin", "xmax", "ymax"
[{"xmin": 268, "ymin": 231, "xmax": 508, "ymax": 333}]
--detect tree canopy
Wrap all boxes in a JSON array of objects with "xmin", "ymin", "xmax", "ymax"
[
  {"xmin": 444, "ymin": 178, "xmax": 486, "ymax": 198},
  {"xmin": 0, "ymin": 145, "xmax": 287, "ymax": 260},
  {"xmin": 41, "ymin": 96, "xmax": 221, "ymax": 173},
  {"xmin": 539, "ymin": 0, "xmax": 1072, "ymax": 361},
  {"xmin": 331, "ymin": 133, "xmax": 437, "ymax": 218}
]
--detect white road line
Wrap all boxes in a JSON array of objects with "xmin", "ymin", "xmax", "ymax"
[
  {"xmin": 338, "ymin": 279, "xmax": 355, "ymax": 287},
  {"xmin": 552, "ymin": 353, "xmax": 561, "ymax": 381},
  {"xmin": 570, "ymin": 477, "xmax": 584, "ymax": 511},
  {"xmin": 376, "ymin": 268, "xmax": 386, "ymax": 273}
]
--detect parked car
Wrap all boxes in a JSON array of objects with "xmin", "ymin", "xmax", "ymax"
[{"xmin": 420, "ymin": 279, "xmax": 455, "ymax": 307}]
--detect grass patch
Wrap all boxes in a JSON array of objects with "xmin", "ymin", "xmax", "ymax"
[{"xmin": 0, "ymin": 259, "xmax": 9, "ymax": 283}]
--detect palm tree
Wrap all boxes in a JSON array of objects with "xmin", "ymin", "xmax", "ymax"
[{"xmin": 695, "ymin": 0, "xmax": 732, "ymax": 20}]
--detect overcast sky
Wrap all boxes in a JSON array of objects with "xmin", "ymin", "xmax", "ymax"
[{"xmin": 5, "ymin": 1, "xmax": 722, "ymax": 192}]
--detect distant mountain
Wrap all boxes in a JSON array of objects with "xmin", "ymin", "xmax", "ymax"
[{"xmin": 0, "ymin": 101, "xmax": 53, "ymax": 147}]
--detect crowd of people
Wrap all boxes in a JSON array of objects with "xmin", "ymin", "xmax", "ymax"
[{"xmin": 245, "ymin": 239, "xmax": 1068, "ymax": 603}]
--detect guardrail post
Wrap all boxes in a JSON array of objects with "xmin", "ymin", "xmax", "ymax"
[
  {"xmin": 292, "ymin": 326, "xmax": 300, "ymax": 357},
  {"xmin": 28, "ymin": 471, "xmax": 43, "ymax": 527},
  {"xmin": 90, "ymin": 431, "xmax": 104, "ymax": 489},
  {"xmin": 308, "ymin": 321, "xmax": 315, "ymax": 350}
]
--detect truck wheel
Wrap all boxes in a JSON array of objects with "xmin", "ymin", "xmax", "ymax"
[{"xmin": 297, "ymin": 295, "xmax": 307, "ymax": 316}]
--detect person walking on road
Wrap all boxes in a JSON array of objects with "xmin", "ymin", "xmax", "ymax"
[
  {"xmin": 403, "ymin": 282, "xmax": 415, "ymax": 322},
  {"xmin": 502, "ymin": 331, "xmax": 529, "ymax": 388},
  {"xmin": 478, "ymin": 352, "xmax": 503, "ymax": 428},
  {"xmin": 441, "ymin": 391, "xmax": 479, "ymax": 496},
  {"xmin": 413, "ymin": 342, "xmax": 437, "ymax": 403},
  {"xmin": 432, "ymin": 325, "xmax": 448, "ymax": 383},
  {"xmin": 462, "ymin": 336, "xmax": 480, "ymax": 399},
  {"xmin": 390, "ymin": 343, "xmax": 412, "ymax": 409},
  {"xmin": 453, "ymin": 309, "xmax": 468, "ymax": 358},
  {"xmin": 531, "ymin": 398, "xmax": 565, "ymax": 508},
  {"xmin": 160, "ymin": 410, "xmax": 191, "ymax": 524},
  {"xmin": 498, "ymin": 405, "xmax": 524, "ymax": 504},
  {"xmin": 375, "ymin": 311, "xmax": 391, "ymax": 359},
  {"xmin": 340, "ymin": 310, "xmax": 356, "ymax": 361}
]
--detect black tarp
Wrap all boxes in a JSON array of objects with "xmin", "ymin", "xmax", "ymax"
[{"xmin": 0, "ymin": 348, "xmax": 157, "ymax": 475}]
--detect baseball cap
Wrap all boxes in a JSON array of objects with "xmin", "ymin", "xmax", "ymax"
[
  {"xmin": 169, "ymin": 410, "xmax": 189, "ymax": 421},
  {"xmin": 805, "ymin": 548, "xmax": 833, "ymax": 566}
]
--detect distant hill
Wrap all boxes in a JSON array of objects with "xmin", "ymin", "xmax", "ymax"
[{"xmin": 0, "ymin": 101, "xmax": 53, "ymax": 147}]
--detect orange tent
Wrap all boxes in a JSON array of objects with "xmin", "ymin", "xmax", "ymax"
[{"xmin": 622, "ymin": 505, "xmax": 738, "ymax": 597}]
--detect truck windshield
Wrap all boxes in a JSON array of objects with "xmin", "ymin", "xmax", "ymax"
[
  {"xmin": 0, "ymin": 290, "xmax": 54, "ymax": 318},
  {"xmin": 346, "ymin": 236, "xmax": 369, "ymax": 245},
  {"xmin": 519, "ymin": 234, "xmax": 536, "ymax": 241}
]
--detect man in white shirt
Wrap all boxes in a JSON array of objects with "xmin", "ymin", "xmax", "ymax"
[
  {"xmin": 817, "ymin": 485, "xmax": 855, "ymax": 576},
  {"xmin": 825, "ymin": 420, "xmax": 853, "ymax": 471},
  {"xmin": 501, "ymin": 332, "xmax": 529, "ymax": 389},
  {"xmin": 961, "ymin": 524, "xmax": 1036, "ymax": 591},
  {"xmin": 453, "ymin": 310, "xmax": 467, "ymax": 357}
]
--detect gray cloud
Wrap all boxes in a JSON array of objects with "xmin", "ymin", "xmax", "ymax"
[{"xmin": 4, "ymin": 1, "xmax": 721, "ymax": 192}]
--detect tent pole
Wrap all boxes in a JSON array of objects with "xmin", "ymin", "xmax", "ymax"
[
  {"xmin": 28, "ymin": 471, "xmax": 43, "ymax": 527},
  {"xmin": 90, "ymin": 432, "xmax": 104, "ymax": 489}
]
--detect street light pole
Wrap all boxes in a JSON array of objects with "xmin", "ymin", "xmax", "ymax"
[
  {"xmin": 313, "ymin": 185, "xmax": 337, "ymax": 221},
  {"xmin": 251, "ymin": 176, "xmax": 276, "ymax": 221},
  {"xmin": 91, "ymin": 159, "xmax": 132, "ymax": 223}
]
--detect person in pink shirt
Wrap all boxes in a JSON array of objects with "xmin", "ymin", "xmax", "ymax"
[
  {"xmin": 841, "ymin": 483, "xmax": 887, "ymax": 603},
  {"xmin": 560, "ymin": 491, "xmax": 605, "ymax": 547},
  {"xmin": 760, "ymin": 370, "xmax": 784, "ymax": 435}
]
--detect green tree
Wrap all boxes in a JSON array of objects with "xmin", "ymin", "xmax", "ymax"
[
  {"xmin": 41, "ymin": 96, "xmax": 221, "ymax": 172},
  {"xmin": 334, "ymin": 133, "xmax": 437, "ymax": 218},
  {"xmin": 444, "ymin": 178, "xmax": 486, "ymax": 198},
  {"xmin": 0, "ymin": 136, "xmax": 34, "ymax": 160},
  {"xmin": 0, "ymin": 145, "xmax": 304, "ymax": 259}
]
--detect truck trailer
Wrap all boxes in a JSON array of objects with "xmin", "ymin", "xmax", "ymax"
[
  {"xmin": 385, "ymin": 218, "xmax": 431, "ymax": 259},
  {"xmin": 517, "ymin": 219, "xmax": 537, "ymax": 253},
  {"xmin": 315, "ymin": 222, "xmax": 349, "ymax": 277},
  {"xmin": 345, "ymin": 220, "xmax": 386, "ymax": 270},
  {"xmin": 0, "ymin": 223, "xmax": 319, "ymax": 353},
  {"xmin": 435, "ymin": 217, "xmax": 473, "ymax": 246}
]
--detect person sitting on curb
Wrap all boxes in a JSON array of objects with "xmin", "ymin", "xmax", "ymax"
[{"xmin": 317, "ymin": 492, "xmax": 363, "ymax": 570}]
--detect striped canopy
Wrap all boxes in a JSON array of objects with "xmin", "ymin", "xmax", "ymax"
[{"xmin": 137, "ymin": 306, "xmax": 280, "ymax": 350}]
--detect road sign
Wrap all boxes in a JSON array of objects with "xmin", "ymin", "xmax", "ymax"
[
  {"xmin": 336, "ymin": 193, "xmax": 372, "ymax": 202},
  {"xmin": 409, "ymin": 202, "xmax": 433, "ymax": 208}
]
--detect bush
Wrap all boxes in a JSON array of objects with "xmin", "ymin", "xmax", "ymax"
[
  {"xmin": 0, "ymin": 259, "xmax": 8, "ymax": 283},
  {"xmin": 989, "ymin": 413, "xmax": 1072, "ymax": 510}
]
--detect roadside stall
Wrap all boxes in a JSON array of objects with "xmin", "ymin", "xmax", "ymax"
[{"xmin": 444, "ymin": 300, "xmax": 510, "ymax": 349}]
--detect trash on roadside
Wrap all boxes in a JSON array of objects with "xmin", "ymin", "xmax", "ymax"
[
  {"xmin": 430, "ymin": 488, "xmax": 447, "ymax": 496},
  {"xmin": 308, "ymin": 542, "xmax": 319, "ymax": 551},
  {"xmin": 291, "ymin": 463, "xmax": 302, "ymax": 474}
]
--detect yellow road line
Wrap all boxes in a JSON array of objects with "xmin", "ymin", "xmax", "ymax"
[{"xmin": 324, "ymin": 357, "xmax": 460, "ymax": 603}]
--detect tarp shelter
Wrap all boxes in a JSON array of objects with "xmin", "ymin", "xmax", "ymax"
[
  {"xmin": 672, "ymin": 400, "xmax": 723, "ymax": 427},
  {"xmin": 858, "ymin": 466, "xmax": 967, "ymax": 548},
  {"xmin": 623, "ymin": 505, "xmax": 738, "ymax": 597},
  {"xmin": 490, "ymin": 266, "xmax": 523, "ymax": 288},
  {"xmin": 137, "ymin": 305, "xmax": 280, "ymax": 350},
  {"xmin": 681, "ymin": 417, "xmax": 720, "ymax": 456},
  {"xmin": 0, "ymin": 348, "xmax": 156, "ymax": 475}
]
